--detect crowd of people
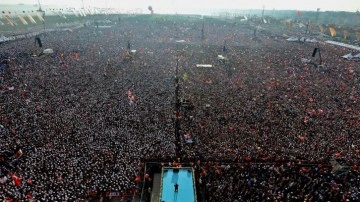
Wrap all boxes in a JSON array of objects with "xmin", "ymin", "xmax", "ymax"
[
  {"xmin": 0, "ymin": 15, "xmax": 359, "ymax": 201},
  {"xmin": 196, "ymin": 163, "xmax": 359, "ymax": 201}
]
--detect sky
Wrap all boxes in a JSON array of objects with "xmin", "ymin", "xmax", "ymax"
[{"xmin": 1, "ymin": 0, "xmax": 359, "ymax": 13}]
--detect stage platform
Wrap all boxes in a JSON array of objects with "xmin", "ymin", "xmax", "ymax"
[{"xmin": 159, "ymin": 167, "xmax": 197, "ymax": 202}]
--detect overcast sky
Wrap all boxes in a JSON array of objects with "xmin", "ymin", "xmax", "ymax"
[{"xmin": 1, "ymin": 0, "xmax": 359, "ymax": 12}]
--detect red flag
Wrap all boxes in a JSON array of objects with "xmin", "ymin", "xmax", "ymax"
[
  {"xmin": 301, "ymin": 167, "xmax": 308, "ymax": 172},
  {"xmin": 26, "ymin": 193, "xmax": 33, "ymax": 200},
  {"xmin": 15, "ymin": 149, "xmax": 23, "ymax": 158},
  {"xmin": 12, "ymin": 175, "xmax": 21, "ymax": 187}
]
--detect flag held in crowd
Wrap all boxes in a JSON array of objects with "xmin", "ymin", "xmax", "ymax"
[
  {"xmin": 12, "ymin": 174, "xmax": 22, "ymax": 188},
  {"xmin": 356, "ymin": 30, "xmax": 360, "ymax": 41}
]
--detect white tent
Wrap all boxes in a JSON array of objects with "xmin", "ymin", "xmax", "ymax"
[
  {"xmin": 353, "ymin": 53, "xmax": 360, "ymax": 60},
  {"xmin": 240, "ymin": 15, "xmax": 248, "ymax": 22},
  {"xmin": 306, "ymin": 38, "xmax": 318, "ymax": 43},
  {"xmin": 98, "ymin": 26, "xmax": 112, "ymax": 29},
  {"xmin": 326, "ymin": 41, "xmax": 360, "ymax": 51},
  {"xmin": 217, "ymin": 55, "xmax": 225, "ymax": 60},
  {"xmin": 43, "ymin": 49, "xmax": 54, "ymax": 54},
  {"xmin": 130, "ymin": 50, "xmax": 136, "ymax": 55},
  {"xmin": 341, "ymin": 53, "xmax": 353, "ymax": 60},
  {"xmin": 287, "ymin": 37, "xmax": 319, "ymax": 43},
  {"xmin": 301, "ymin": 58, "xmax": 311, "ymax": 64},
  {"xmin": 196, "ymin": 64, "xmax": 213, "ymax": 68},
  {"xmin": 286, "ymin": 36, "xmax": 299, "ymax": 42},
  {"xmin": 0, "ymin": 35, "xmax": 8, "ymax": 43}
]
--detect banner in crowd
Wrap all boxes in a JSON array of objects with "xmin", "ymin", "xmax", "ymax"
[
  {"xmin": 36, "ymin": 12, "xmax": 45, "ymax": 22},
  {"xmin": 17, "ymin": 15, "xmax": 28, "ymax": 25},
  {"xmin": 329, "ymin": 27, "xmax": 336, "ymax": 37},
  {"xmin": 356, "ymin": 31, "xmax": 360, "ymax": 41},
  {"xmin": 343, "ymin": 29, "xmax": 350, "ymax": 39},
  {"xmin": 4, "ymin": 15, "xmax": 15, "ymax": 26},
  {"xmin": 286, "ymin": 21, "xmax": 293, "ymax": 29},
  {"xmin": 27, "ymin": 14, "xmax": 37, "ymax": 24}
]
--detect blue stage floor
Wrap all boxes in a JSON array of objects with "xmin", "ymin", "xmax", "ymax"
[{"xmin": 160, "ymin": 168, "xmax": 195, "ymax": 202}]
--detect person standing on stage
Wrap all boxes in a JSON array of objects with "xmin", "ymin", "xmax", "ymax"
[{"xmin": 174, "ymin": 183, "xmax": 179, "ymax": 192}]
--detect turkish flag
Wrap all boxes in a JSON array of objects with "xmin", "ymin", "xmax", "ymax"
[{"xmin": 12, "ymin": 175, "xmax": 21, "ymax": 187}]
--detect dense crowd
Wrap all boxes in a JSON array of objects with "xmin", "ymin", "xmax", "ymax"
[
  {"xmin": 0, "ymin": 15, "xmax": 359, "ymax": 201},
  {"xmin": 196, "ymin": 163, "xmax": 359, "ymax": 202}
]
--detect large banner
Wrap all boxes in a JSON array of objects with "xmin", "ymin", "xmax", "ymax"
[
  {"xmin": 329, "ymin": 27, "xmax": 337, "ymax": 37},
  {"xmin": 356, "ymin": 31, "xmax": 360, "ymax": 41},
  {"xmin": 343, "ymin": 30, "xmax": 350, "ymax": 39}
]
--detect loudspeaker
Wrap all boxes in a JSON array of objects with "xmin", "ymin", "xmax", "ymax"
[
  {"xmin": 312, "ymin": 48, "xmax": 318, "ymax": 57},
  {"xmin": 35, "ymin": 37, "xmax": 42, "ymax": 48}
]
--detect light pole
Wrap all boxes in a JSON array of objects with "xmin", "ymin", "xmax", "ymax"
[
  {"xmin": 37, "ymin": 0, "xmax": 45, "ymax": 31},
  {"xmin": 316, "ymin": 8, "xmax": 320, "ymax": 23}
]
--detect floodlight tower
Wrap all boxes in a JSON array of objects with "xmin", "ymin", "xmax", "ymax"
[
  {"xmin": 38, "ymin": 0, "xmax": 42, "ymax": 11},
  {"xmin": 316, "ymin": 8, "xmax": 320, "ymax": 23},
  {"xmin": 37, "ymin": 0, "xmax": 45, "ymax": 31}
]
